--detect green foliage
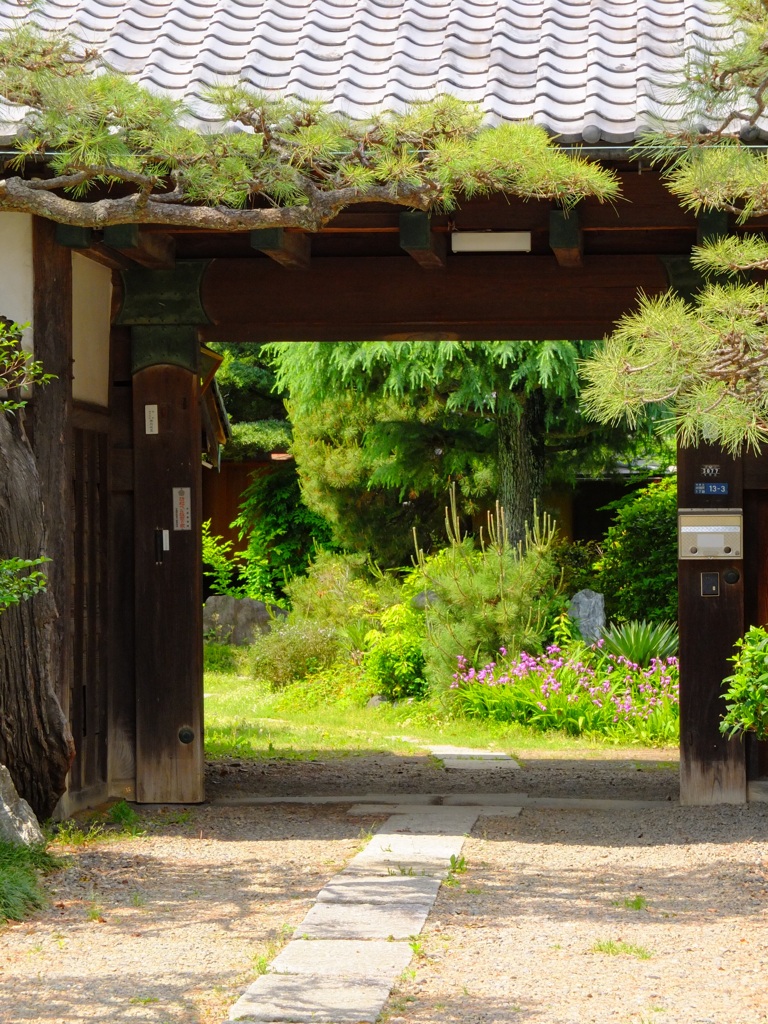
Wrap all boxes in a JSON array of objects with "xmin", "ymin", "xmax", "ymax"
[
  {"xmin": 553, "ymin": 539, "xmax": 601, "ymax": 598},
  {"xmin": 232, "ymin": 463, "xmax": 334, "ymax": 599},
  {"xmin": 600, "ymin": 619, "xmax": 679, "ymax": 667},
  {"xmin": 720, "ymin": 625, "xmax": 768, "ymax": 740},
  {"xmin": 362, "ymin": 604, "xmax": 427, "ymax": 700},
  {"xmin": 415, "ymin": 490, "xmax": 562, "ymax": 688},
  {"xmin": 596, "ymin": 478, "xmax": 678, "ymax": 624},
  {"xmin": 0, "ymin": 841, "xmax": 59, "ymax": 923},
  {"xmin": 0, "ymin": 556, "xmax": 49, "ymax": 613},
  {"xmin": 226, "ymin": 421, "xmax": 292, "ymax": 460},
  {"xmin": 0, "ymin": 27, "xmax": 620, "ymax": 225},
  {"xmin": 201, "ymin": 519, "xmax": 273, "ymax": 601},
  {"xmin": 247, "ymin": 621, "xmax": 341, "ymax": 688},
  {"xmin": 1, "ymin": 320, "xmax": 53, "ymax": 616},
  {"xmin": 209, "ymin": 344, "xmax": 285, "ymax": 423},
  {"xmin": 451, "ymin": 637, "xmax": 680, "ymax": 745}
]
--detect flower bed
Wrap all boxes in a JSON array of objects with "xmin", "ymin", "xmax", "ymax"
[{"xmin": 451, "ymin": 642, "xmax": 679, "ymax": 744}]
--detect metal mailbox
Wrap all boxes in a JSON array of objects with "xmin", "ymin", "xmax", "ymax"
[{"xmin": 678, "ymin": 509, "xmax": 743, "ymax": 559}]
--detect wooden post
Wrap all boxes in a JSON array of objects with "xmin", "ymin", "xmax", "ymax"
[
  {"xmin": 677, "ymin": 442, "xmax": 746, "ymax": 804},
  {"xmin": 132, "ymin": 352, "xmax": 204, "ymax": 803},
  {"xmin": 115, "ymin": 262, "xmax": 210, "ymax": 804}
]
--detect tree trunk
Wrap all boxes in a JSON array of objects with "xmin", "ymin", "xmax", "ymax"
[
  {"xmin": 496, "ymin": 391, "xmax": 546, "ymax": 546},
  {"xmin": 0, "ymin": 408, "xmax": 74, "ymax": 819}
]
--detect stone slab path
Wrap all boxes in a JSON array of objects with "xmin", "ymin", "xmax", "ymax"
[{"xmin": 227, "ymin": 807, "xmax": 480, "ymax": 1023}]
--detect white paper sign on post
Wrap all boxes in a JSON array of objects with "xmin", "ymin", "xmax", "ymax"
[{"xmin": 173, "ymin": 487, "xmax": 192, "ymax": 531}]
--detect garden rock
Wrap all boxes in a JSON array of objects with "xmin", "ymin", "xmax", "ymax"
[
  {"xmin": 0, "ymin": 764, "xmax": 44, "ymax": 845},
  {"xmin": 203, "ymin": 595, "xmax": 287, "ymax": 645},
  {"xmin": 410, "ymin": 590, "xmax": 439, "ymax": 610},
  {"xmin": 568, "ymin": 588, "xmax": 605, "ymax": 642}
]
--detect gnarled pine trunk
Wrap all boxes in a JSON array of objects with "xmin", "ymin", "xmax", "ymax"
[
  {"xmin": 496, "ymin": 391, "xmax": 546, "ymax": 546},
  {"xmin": 0, "ymin": 408, "xmax": 74, "ymax": 819}
]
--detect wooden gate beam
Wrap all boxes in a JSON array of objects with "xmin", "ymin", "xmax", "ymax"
[{"xmin": 197, "ymin": 254, "xmax": 670, "ymax": 342}]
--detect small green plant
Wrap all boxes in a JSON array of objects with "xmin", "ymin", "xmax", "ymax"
[
  {"xmin": 87, "ymin": 901, "xmax": 105, "ymax": 922},
  {"xmin": 590, "ymin": 939, "xmax": 652, "ymax": 959},
  {"xmin": 129, "ymin": 891, "xmax": 147, "ymax": 907},
  {"xmin": 363, "ymin": 604, "xmax": 427, "ymax": 700},
  {"xmin": 107, "ymin": 800, "xmax": 140, "ymax": 827},
  {"xmin": 51, "ymin": 819, "xmax": 105, "ymax": 845},
  {"xmin": 449, "ymin": 854, "xmax": 467, "ymax": 874},
  {"xmin": 129, "ymin": 996, "xmax": 159, "ymax": 1005},
  {"xmin": 408, "ymin": 936, "xmax": 425, "ymax": 958},
  {"xmin": 613, "ymin": 895, "xmax": 648, "ymax": 911},
  {"xmin": 720, "ymin": 625, "xmax": 768, "ymax": 739},
  {"xmin": 601, "ymin": 620, "xmax": 678, "ymax": 667}
]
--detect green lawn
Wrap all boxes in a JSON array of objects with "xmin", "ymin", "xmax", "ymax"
[{"xmin": 203, "ymin": 663, "xmax": 675, "ymax": 762}]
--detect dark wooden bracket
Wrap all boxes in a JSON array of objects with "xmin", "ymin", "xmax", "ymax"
[
  {"xmin": 56, "ymin": 223, "xmax": 176, "ymax": 271},
  {"xmin": 102, "ymin": 225, "xmax": 176, "ymax": 270},
  {"xmin": 399, "ymin": 212, "xmax": 446, "ymax": 269},
  {"xmin": 250, "ymin": 228, "xmax": 311, "ymax": 269},
  {"xmin": 659, "ymin": 255, "xmax": 706, "ymax": 304},
  {"xmin": 115, "ymin": 261, "xmax": 210, "ymax": 326},
  {"xmin": 549, "ymin": 209, "xmax": 583, "ymax": 268}
]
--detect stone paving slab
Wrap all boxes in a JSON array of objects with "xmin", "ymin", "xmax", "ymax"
[
  {"xmin": 426, "ymin": 745, "xmax": 514, "ymax": 758},
  {"xmin": 270, "ymin": 939, "xmax": 413, "ymax": 977},
  {"xmin": 376, "ymin": 810, "xmax": 479, "ymax": 835},
  {"xmin": 525, "ymin": 796, "xmax": 675, "ymax": 810},
  {"xmin": 442, "ymin": 756, "xmax": 521, "ymax": 770},
  {"xmin": 297, "ymin": 899, "xmax": 431, "ymax": 939},
  {"xmin": 443, "ymin": 793, "xmax": 528, "ymax": 805},
  {"xmin": 347, "ymin": 802, "xmax": 522, "ymax": 818},
  {"xmin": 228, "ymin": 974, "xmax": 393, "ymax": 1023},
  {"xmin": 316, "ymin": 874, "xmax": 441, "ymax": 905}
]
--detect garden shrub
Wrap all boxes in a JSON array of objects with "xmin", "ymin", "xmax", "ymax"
[
  {"xmin": 596, "ymin": 477, "xmax": 678, "ymax": 623},
  {"xmin": 362, "ymin": 604, "xmax": 427, "ymax": 700},
  {"xmin": 202, "ymin": 519, "xmax": 274, "ymax": 602},
  {"xmin": 247, "ymin": 620, "xmax": 340, "ymax": 688},
  {"xmin": 600, "ymin": 619, "xmax": 678, "ymax": 667},
  {"xmin": 414, "ymin": 490, "xmax": 562, "ymax": 690},
  {"xmin": 274, "ymin": 659, "xmax": 378, "ymax": 712}
]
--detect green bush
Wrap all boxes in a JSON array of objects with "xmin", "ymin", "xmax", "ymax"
[
  {"xmin": 285, "ymin": 550, "xmax": 402, "ymax": 653},
  {"xmin": 247, "ymin": 621, "xmax": 341, "ymax": 688},
  {"xmin": 596, "ymin": 477, "xmax": 678, "ymax": 623},
  {"xmin": 414, "ymin": 489, "xmax": 562, "ymax": 690},
  {"xmin": 202, "ymin": 520, "xmax": 274, "ymax": 601},
  {"xmin": 362, "ymin": 604, "xmax": 427, "ymax": 700}
]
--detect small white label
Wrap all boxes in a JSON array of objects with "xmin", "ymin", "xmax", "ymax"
[
  {"xmin": 172, "ymin": 487, "xmax": 191, "ymax": 531},
  {"xmin": 162, "ymin": 529, "xmax": 170, "ymax": 551},
  {"xmin": 145, "ymin": 404, "xmax": 159, "ymax": 435}
]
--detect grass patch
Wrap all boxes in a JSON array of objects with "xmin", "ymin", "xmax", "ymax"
[
  {"xmin": 589, "ymin": 939, "xmax": 653, "ymax": 959},
  {"xmin": 613, "ymin": 895, "xmax": 648, "ymax": 911},
  {"xmin": 0, "ymin": 841, "xmax": 61, "ymax": 923}
]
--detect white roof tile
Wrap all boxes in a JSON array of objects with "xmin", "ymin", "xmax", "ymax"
[{"xmin": 0, "ymin": 0, "xmax": 729, "ymax": 143}]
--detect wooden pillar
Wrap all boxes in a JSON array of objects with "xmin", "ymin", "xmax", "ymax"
[
  {"xmin": 116, "ymin": 262, "xmax": 210, "ymax": 804},
  {"xmin": 132, "ymin": 352, "xmax": 203, "ymax": 803},
  {"xmin": 677, "ymin": 442, "xmax": 746, "ymax": 804}
]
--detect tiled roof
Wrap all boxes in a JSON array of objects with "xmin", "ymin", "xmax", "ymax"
[{"xmin": 0, "ymin": 0, "xmax": 725, "ymax": 143}]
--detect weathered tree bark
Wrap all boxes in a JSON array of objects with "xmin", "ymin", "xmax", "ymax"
[
  {"xmin": 0, "ymin": 408, "xmax": 74, "ymax": 819},
  {"xmin": 496, "ymin": 391, "xmax": 546, "ymax": 546}
]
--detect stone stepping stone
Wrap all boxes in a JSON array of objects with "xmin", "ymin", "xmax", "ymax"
[
  {"xmin": 441, "ymin": 756, "xmax": 520, "ymax": 771},
  {"xmin": 271, "ymin": 938, "xmax": 413, "ymax": 977},
  {"xmin": 297, "ymin": 900, "xmax": 431, "ymax": 939},
  {"xmin": 228, "ymin": 974, "xmax": 393, "ymax": 1023},
  {"xmin": 347, "ymin": 802, "xmax": 522, "ymax": 818},
  {"xmin": 316, "ymin": 875, "xmax": 441, "ymax": 906}
]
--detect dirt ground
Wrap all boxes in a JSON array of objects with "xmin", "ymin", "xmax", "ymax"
[{"xmin": 2, "ymin": 748, "xmax": 766, "ymax": 1024}]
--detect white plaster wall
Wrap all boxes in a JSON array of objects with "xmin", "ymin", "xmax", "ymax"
[
  {"xmin": 0, "ymin": 213, "xmax": 34, "ymax": 351},
  {"xmin": 72, "ymin": 254, "xmax": 111, "ymax": 408}
]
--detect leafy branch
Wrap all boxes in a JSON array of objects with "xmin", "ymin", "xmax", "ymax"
[{"xmin": 0, "ymin": 25, "xmax": 620, "ymax": 229}]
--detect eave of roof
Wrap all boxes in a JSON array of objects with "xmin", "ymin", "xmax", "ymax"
[{"xmin": 0, "ymin": 0, "xmax": 730, "ymax": 145}]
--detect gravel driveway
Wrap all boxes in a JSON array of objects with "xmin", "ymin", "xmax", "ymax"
[{"xmin": 1, "ymin": 747, "xmax": 766, "ymax": 1024}]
